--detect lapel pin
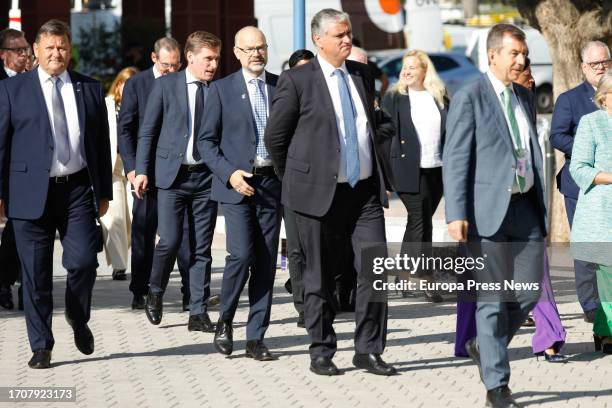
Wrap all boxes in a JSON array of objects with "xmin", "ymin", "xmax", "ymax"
[{"xmin": 242, "ymin": 94, "xmax": 246, "ymax": 99}]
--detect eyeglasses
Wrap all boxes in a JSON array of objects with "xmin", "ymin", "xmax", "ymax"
[
  {"xmin": 159, "ymin": 62, "xmax": 181, "ymax": 70},
  {"xmin": 235, "ymin": 45, "xmax": 268, "ymax": 55},
  {"xmin": 1, "ymin": 47, "xmax": 28, "ymax": 54},
  {"xmin": 585, "ymin": 59, "xmax": 611, "ymax": 70}
]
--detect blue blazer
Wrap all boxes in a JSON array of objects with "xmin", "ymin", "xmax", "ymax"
[
  {"xmin": 550, "ymin": 81, "xmax": 597, "ymax": 199},
  {"xmin": 0, "ymin": 69, "xmax": 112, "ymax": 220},
  {"xmin": 135, "ymin": 70, "xmax": 209, "ymax": 190},
  {"xmin": 200, "ymin": 70, "xmax": 278, "ymax": 204},
  {"xmin": 443, "ymin": 74, "xmax": 547, "ymax": 237},
  {"xmin": 117, "ymin": 67, "xmax": 155, "ymax": 178}
]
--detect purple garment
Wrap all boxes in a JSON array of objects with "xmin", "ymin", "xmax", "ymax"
[{"xmin": 454, "ymin": 252, "xmax": 566, "ymax": 356}]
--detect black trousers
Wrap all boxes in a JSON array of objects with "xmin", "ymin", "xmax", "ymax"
[
  {"xmin": 283, "ymin": 207, "xmax": 305, "ymax": 314},
  {"xmin": 0, "ymin": 220, "xmax": 21, "ymax": 287},
  {"xmin": 13, "ymin": 170, "xmax": 99, "ymax": 351},
  {"xmin": 149, "ymin": 168, "xmax": 217, "ymax": 315},
  {"xmin": 296, "ymin": 178, "xmax": 388, "ymax": 359},
  {"xmin": 397, "ymin": 167, "xmax": 443, "ymax": 276},
  {"xmin": 129, "ymin": 189, "xmax": 191, "ymax": 298}
]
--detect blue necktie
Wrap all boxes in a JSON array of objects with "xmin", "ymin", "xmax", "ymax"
[
  {"xmin": 335, "ymin": 69, "xmax": 360, "ymax": 187},
  {"xmin": 50, "ymin": 76, "xmax": 71, "ymax": 165},
  {"xmin": 249, "ymin": 78, "xmax": 270, "ymax": 160}
]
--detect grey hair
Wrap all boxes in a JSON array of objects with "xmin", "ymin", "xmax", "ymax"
[
  {"xmin": 593, "ymin": 69, "xmax": 612, "ymax": 109},
  {"xmin": 580, "ymin": 40, "xmax": 611, "ymax": 62},
  {"xmin": 311, "ymin": 8, "xmax": 351, "ymax": 43},
  {"xmin": 153, "ymin": 36, "xmax": 180, "ymax": 56}
]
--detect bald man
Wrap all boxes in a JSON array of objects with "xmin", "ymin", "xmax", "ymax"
[{"xmin": 200, "ymin": 26, "xmax": 281, "ymax": 361}]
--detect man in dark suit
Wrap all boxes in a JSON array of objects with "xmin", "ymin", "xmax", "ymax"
[
  {"xmin": 550, "ymin": 41, "xmax": 610, "ymax": 322},
  {"xmin": 265, "ymin": 9, "xmax": 395, "ymax": 376},
  {"xmin": 133, "ymin": 31, "xmax": 221, "ymax": 332},
  {"xmin": 0, "ymin": 20, "xmax": 112, "ymax": 369},
  {"xmin": 201, "ymin": 26, "xmax": 281, "ymax": 361},
  {"xmin": 0, "ymin": 28, "xmax": 30, "ymax": 310},
  {"xmin": 118, "ymin": 37, "xmax": 192, "ymax": 310},
  {"xmin": 444, "ymin": 24, "xmax": 546, "ymax": 407}
]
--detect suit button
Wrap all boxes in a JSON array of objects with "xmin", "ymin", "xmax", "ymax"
[
  {"xmin": 333, "ymin": 175, "xmax": 337, "ymax": 180},
  {"xmin": 252, "ymin": 141, "xmax": 256, "ymax": 145},
  {"xmin": 401, "ymin": 140, "xmax": 405, "ymax": 144},
  {"xmin": 249, "ymin": 159, "xmax": 254, "ymax": 164},
  {"xmin": 401, "ymin": 154, "xmax": 405, "ymax": 158},
  {"xmin": 184, "ymin": 134, "xmax": 188, "ymax": 139},
  {"xmin": 179, "ymin": 153, "xmax": 183, "ymax": 157},
  {"xmin": 336, "ymin": 148, "xmax": 340, "ymax": 153}
]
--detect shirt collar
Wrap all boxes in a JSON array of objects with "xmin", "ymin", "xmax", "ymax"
[
  {"xmin": 185, "ymin": 68, "xmax": 208, "ymax": 87},
  {"xmin": 4, "ymin": 67, "xmax": 17, "ymax": 77},
  {"xmin": 242, "ymin": 69, "xmax": 266, "ymax": 85},
  {"xmin": 38, "ymin": 66, "xmax": 70, "ymax": 85},
  {"xmin": 317, "ymin": 54, "xmax": 348, "ymax": 78},
  {"xmin": 152, "ymin": 65, "xmax": 162, "ymax": 79},
  {"xmin": 486, "ymin": 70, "xmax": 512, "ymax": 97}
]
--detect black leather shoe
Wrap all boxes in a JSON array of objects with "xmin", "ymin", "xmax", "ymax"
[
  {"xmin": 297, "ymin": 312, "xmax": 305, "ymax": 328},
  {"xmin": 310, "ymin": 356, "xmax": 340, "ymax": 376},
  {"xmin": 188, "ymin": 313, "xmax": 216, "ymax": 332},
  {"xmin": 65, "ymin": 315, "xmax": 94, "ymax": 355},
  {"xmin": 28, "ymin": 350, "xmax": 51, "ymax": 369},
  {"xmin": 584, "ymin": 309, "xmax": 597, "ymax": 323},
  {"xmin": 0, "ymin": 285, "xmax": 14, "ymax": 310},
  {"xmin": 112, "ymin": 269, "xmax": 127, "ymax": 280},
  {"xmin": 246, "ymin": 340, "xmax": 277, "ymax": 361},
  {"xmin": 284, "ymin": 278, "xmax": 293, "ymax": 294},
  {"xmin": 131, "ymin": 294, "xmax": 145, "ymax": 310},
  {"xmin": 486, "ymin": 385, "xmax": 519, "ymax": 407},
  {"xmin": 213, "ymin": 320, "xmax": 233, "ymax": 355},
  {"xmin": 522, "ymin": 316, "xmax": 535, "ymax": 327},
  {"xmin": 206, "ymin": 294, "xmax": 220, "ymax": 308},
  {"xmin": 182, "ymin": 293, "xmax": 190, "ymax": 312},
  {"xmin": 465, "ymin": 338, "xmax": 483, "ymax": 381},
  {"xmin": 352, "ymin": 353, "xmax": 397, "ymax": 376},
  {"xmin": 145, "ymin": 292, "xmax": 163, "ymax": 325}
]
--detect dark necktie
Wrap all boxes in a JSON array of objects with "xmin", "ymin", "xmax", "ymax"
[
  {"xmin": 192, "ymin": 81, "xmax": 206, "ymax": 161},
  {"xmin": 50, "ymin": 76, "xmax": 71, "ymax": 165}
]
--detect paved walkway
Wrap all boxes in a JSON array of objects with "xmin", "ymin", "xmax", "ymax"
[{"xmin": 0, "ymin": 199, "xmax": 610, "ymax": 407}]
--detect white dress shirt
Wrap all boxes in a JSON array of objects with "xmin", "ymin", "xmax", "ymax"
[
  {"xmin": 409, "ymin": 89, "xmax": 442, "ymax": 168},
  {"xmin": 152, "ymin": 65, "xmax": 162, "ymax": 79},
  {"xmin": 317, "ymin": 55, "xmax": 372, "ymax": 183},
  {"xmin": 4, "ymin": 67, "xmax": 17, "ymax": 77},
  {"xmin": 243, "ymin": 69, "xmax": 272, "ymax": 167},
  {"xmin": 38, "ymin": 67, "xmax": 86, "ymax": 177},
  {"xmin": 486, "ymin": 70, "xmax": 535, "ymax": 193},
  {"xmin": 183, "ymin": 68, "xmax": 206, "ymax": 165}
]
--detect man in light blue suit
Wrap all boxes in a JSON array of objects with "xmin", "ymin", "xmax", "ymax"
[
  {"xmin": 443, "ymin": 24, "xmax": 547, "ymax": 408},
  {"xmin": 133, "ymin": 31, "xmax": 221, "ymax": 333}
]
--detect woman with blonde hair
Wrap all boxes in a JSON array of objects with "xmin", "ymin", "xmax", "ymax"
[
  {"xmin": 570, "ymin": 69, "xmax": 612, "ymax": 354},
  {"xmin": 101, "ymin": 66, "xmax": 139, "ymax": 280},
  {"xmin": 381, "ymin": 50, "xmax": 449, "ymax": 302}
]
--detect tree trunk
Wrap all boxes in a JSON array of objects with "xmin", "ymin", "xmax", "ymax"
[
  {"xmin": 516, "ymin": 0, "xmax": 612, "ymax": 242},
  {"xmin": 463, "ymin": 0, "xmax": 479, "ymax": 19}
]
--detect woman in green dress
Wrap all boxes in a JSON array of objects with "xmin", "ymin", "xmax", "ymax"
[{"xmin": 570, "ymin": 69, "xmax": 612, "ymax": 354}]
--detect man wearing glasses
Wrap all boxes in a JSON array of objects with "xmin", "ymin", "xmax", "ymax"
[
  {"xmin": 0, "ymin": 28, "xmax": 29, "ymax": 311},
  {"xmin": 118, "ymin": 37, "xmax": 192, "ymax": 311},
  {"xmin": 550, "ymin": 40, "xmax": 611, "ymax": 323}
]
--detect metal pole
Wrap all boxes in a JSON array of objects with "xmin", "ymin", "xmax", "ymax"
[{"xmin": 293, "ymin": 0, "xmax": 305, "ymax": 50}]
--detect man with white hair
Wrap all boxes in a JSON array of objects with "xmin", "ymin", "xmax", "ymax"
[
  {"xmin": 550, "ymin": 40, "xmax": 611, "ymax": 323},
  {"xmin": 265, "ymin": 9, "xmax": 395, "ymax": 376},
  {"xmin": 348, "ymin": 45, "xmax": 368, "ymax": 64}
]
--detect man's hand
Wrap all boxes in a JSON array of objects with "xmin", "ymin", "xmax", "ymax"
[
  {"xmin": 133, "ymin": 174, "xmax": 148, "ymax": 199},
  {"xmin": 99, "ymin": 199, "xmax": 109, "ymax": 217},
  {"xmin": 0, "ymin": 199, "xmax": 5, "ymax": 221},
  {"xmin": 127, "ymin": 170, "xmax": 136, "ymax": 186},
  {"xmin": 229, "ymin": 170, "xmax": 255, "ymax": 196},
  {"xmin": 448, "ymin": 220, "xmax": 468, "ymax": 242}
]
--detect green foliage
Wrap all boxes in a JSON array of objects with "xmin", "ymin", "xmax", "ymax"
[{"xmin": 76, "ymin": 20, "xmax": 122, "ymax": 87}]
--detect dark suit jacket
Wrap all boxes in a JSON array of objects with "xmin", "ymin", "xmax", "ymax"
[
  {"xmin": 0, "ymin": 69, "xmax": 112, "ymax": 220},
  {"xmin": 0, "ymin": 67, "xmax": 8, "ymax": 80},
  {"xmin": 118, "ymin": 67, "xmax": 155, "ymax": 177},
  {"xmin": 550, "ymin": 81, "xmax": 597, "ymax": 199},
  {"xmin": 381, "ymin": 90, "xmax": 448, "ymax": 192},
  {"xmin": 135, "ymin": 70, "xmax": 208, "ymax": 190},
  {"xmin": 265, "ymin": 58, "xmax": 389, "ymax": 217},
  {"xmin": 200, "ymin": 70, "xmax": 278, "ymax": 204},
  {"xmin": 443, "ymin": 74, "xmax": 546, "ymax": 237}
]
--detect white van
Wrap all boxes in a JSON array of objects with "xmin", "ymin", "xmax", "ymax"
[{"xmin": 466, "ymin": 27, "xmax": 554, "ymax": 112}]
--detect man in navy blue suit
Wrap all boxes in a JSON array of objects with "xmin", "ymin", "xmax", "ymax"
[
  {"xmin": 201, "ymin": 26, "xmax": 281, "ymax": 360},
  {"xmin": 118, "ymin": 37, "xmax": 193, "ymax": 310},
  {"xmin": 550, "ymin": 40, "xmax": 610, "ymax": 322},
  {"xmin": 133, "ymin": 31, "xmax": 221, "ymax": 333},
  {"xmin": 0, "ymin": 20, "xmax": 112, "ymax": 369}
]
